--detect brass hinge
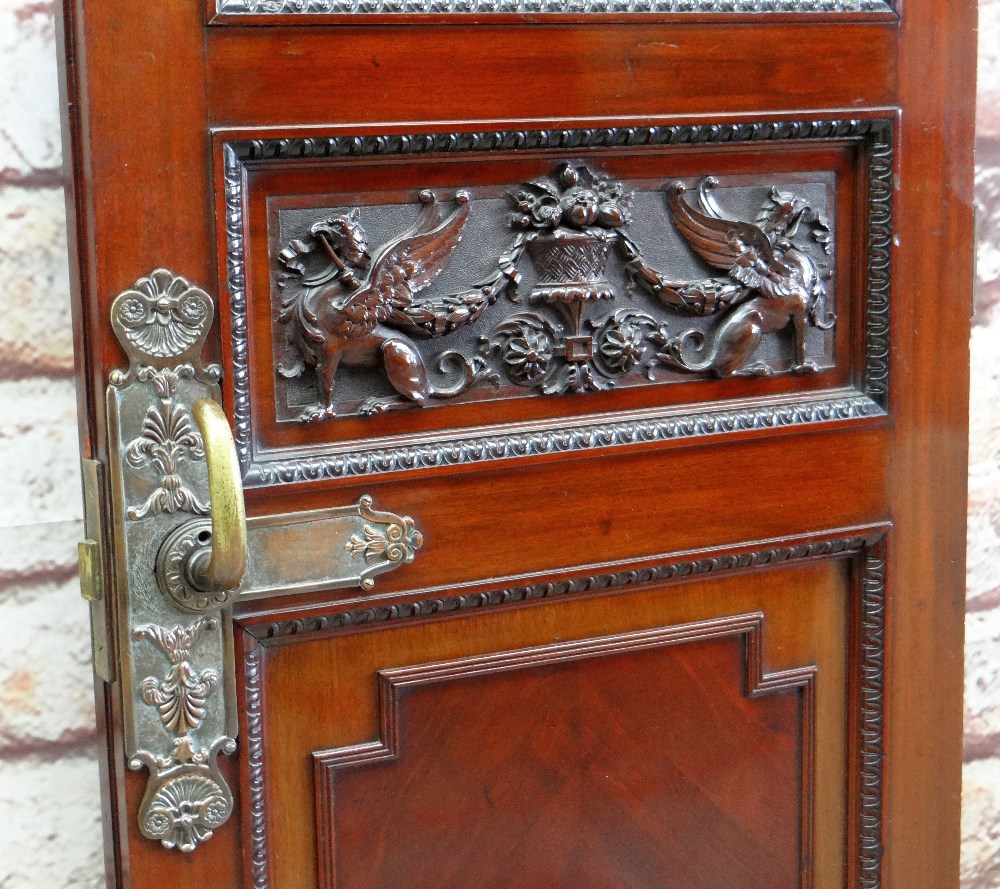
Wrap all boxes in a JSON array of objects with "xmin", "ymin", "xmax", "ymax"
[
  {"xmin": 78, "ymin": 539, "xmax": 103, "ymax": 602},
  {"xmin": 80, "ymin": 458, "xmax": 113, "ymax": 681}
]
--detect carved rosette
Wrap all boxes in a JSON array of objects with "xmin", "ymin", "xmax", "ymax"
[
  {"xmin": 107, "ymin": 269, "xmax": 236, "ymax": 854},
  {"xmin": 274, "ymin": 163, "xmax": 836, "ymax": 419}
]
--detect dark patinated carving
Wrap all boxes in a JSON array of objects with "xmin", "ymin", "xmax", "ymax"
[
  {"xmin": 277, "ymin": 165, "xmax": 836, "ymax": 414},
  {"xmin": 622, "ymin": 178, "xmax": 834, "ymax": 377},
  {"xmin": 224, "ymin": 119, "xmax": 891, "ymax": 485},
  {"xmin": 276, "ymin": 190, "xmax": 511, "ymax": 419},
  {"xmin": 476, "ymin": 163, "xmax": 646, "ymax": 395}
]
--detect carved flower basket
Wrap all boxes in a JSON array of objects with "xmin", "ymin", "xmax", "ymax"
[{"xmin": 527, "ymin": 227, "xmax": 616, "ymax": 303}]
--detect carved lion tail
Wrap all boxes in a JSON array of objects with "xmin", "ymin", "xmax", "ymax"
[
  {"xmin": 276, "ymin": 284, "xmax": 323, "ymax": 379},
  {"xmin": 656, "ymin": 328, "xmax": 714, "ymax": 373}
]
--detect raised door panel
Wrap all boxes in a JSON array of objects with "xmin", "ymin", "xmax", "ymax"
[{"xmin": 235, "ymin": 533, "xmax": 884, "ymax": 889}]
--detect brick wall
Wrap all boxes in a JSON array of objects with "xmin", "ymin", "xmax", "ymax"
[
  {"xmin": 0, "ymin": 1, "xmax": 105, "ymax": 886},
  {"xmin": 962, "ymin": 0, "xmax": 1000, "ymax": 885},
  {"xmin": 0, "ymin": 2, "xmax": 995, "ymax": 887}
]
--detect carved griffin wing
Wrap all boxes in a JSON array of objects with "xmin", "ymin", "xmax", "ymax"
[
  {"xmin": 350, "ymin": 193, "xmax": 471, "ymax": 324},
  {"xmin": 667, "ymin": 179, "xmax": 792, "ymax": 291}
]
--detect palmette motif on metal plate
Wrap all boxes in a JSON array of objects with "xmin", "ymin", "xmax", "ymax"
[{"xmin": 107, "ymin": 270, "xmax": 237, "ymax": 853}]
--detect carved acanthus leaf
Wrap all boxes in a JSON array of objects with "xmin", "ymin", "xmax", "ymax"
[
  {"xmin": 275, "ymin": 166, "xmax": 836, "ymax": 415},
  {"xmin": 135, "ymin": 620, "xmax": 220, "ymax": 735}
]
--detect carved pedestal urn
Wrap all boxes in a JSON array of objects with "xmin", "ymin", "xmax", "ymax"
[
  {"xmin": 515, "ymin": 161, "xmax": 630, "ymax": 313},
  {"xmin": 526, "ymin": 227, "xmax": 617, "ymax": 304}
]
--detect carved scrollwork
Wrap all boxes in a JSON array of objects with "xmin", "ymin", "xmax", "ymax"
[
  {"xmin": 275, "ymin": 163, "xmax": 837, "ymax": 418},
  {"xmin": 347, "ymin": 525, "xmax": 422, "ymax": 566}
]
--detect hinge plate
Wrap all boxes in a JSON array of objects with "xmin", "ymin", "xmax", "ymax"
[{"xmin": 80, "ymin": 457, "xmax": 113, "ymax": 682}]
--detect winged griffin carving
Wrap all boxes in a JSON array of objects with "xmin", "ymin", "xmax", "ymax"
[
  {"xmin": 277, "ymin": 190, "xmax": 520, "ymax": 419},
  {"xmin": 620, "ymin": 177, "xmax": 834, "ymax": 377},
  {"xmin": 275, "ymin": 165, "xmax": 834, "ymax": 420}
]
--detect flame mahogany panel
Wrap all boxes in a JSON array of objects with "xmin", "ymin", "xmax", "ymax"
[
  {"xmin": 314, "ymin": 619, "xmax": 813, "ymax": 889},
  {"xmin": 237, "ymin": 546, "xmax": 863, "ymax": 889}
]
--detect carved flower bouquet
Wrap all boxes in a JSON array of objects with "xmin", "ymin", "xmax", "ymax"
[{"xmin": 510, "ymin": 163, "xmax": 632, "ymax": 304}]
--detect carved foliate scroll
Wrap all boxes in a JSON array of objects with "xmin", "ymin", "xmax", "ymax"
[{"xmin": 274, "ymin": 164, "xmax": 836, "ymax": 421}]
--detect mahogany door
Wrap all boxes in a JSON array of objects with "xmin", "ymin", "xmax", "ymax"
[{"xmin": 58, "ymin": 0, "xmax": 975, "ymax": 887}]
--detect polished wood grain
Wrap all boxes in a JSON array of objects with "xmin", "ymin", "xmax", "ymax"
[
  {"xmin": 315, "ymin": 617, "xmax": 812, "ymax": 889},
  {"xmin": 887, "ymin": 3, "xmax": 977, "ymax": 885},
  {"xmin": 239, "ymin": 543, "xmax": 865, "ymax": 889},
  {"xmin": 204, "ymin": 25, "xmax": 898, "ymax": 129},
  {"xmin": 57, "ymin": 0, "xmax": 974, "ymax": 885}
]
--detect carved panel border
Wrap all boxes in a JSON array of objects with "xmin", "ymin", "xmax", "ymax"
[
  {"xmin": 858, "ymin": 542, "xmax": 885, "ymax": 889},
  {"xmin": 222, "ymin": 118, "xmax": 893, "ymax": 487},
  {"xmin": 215, "ymin": 0, "xmax": 895, "ymax": 18},
  {"xmin": 242, "ymin": 644, "xmax": 268, "ymax": 889},
  {"xmin": 312, "ymin": 614, "xmax": 817, "ymax": 889},
  {"xmin": 238, "ymin": 527, "xmax": 887, "ymax": 889}
]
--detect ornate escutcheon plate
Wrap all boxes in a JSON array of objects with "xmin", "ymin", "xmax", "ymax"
[{"xmin": 104, "ymin": 269, "xmax": 424, "ymax": 852}]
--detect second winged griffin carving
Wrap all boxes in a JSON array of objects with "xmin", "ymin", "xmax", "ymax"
[{"xmin": 275, "ymin": 163, "xmax": 835, "ymax": 421}]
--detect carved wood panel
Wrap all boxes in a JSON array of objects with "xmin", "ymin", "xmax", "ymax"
[{"xmin": 219, "ymin": 118, "xmax": 892, "ymax": 487}]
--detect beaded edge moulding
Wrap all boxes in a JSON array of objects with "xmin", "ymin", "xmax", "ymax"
[
  {"xmin": 217, "ymin": 0, "xmax": 893, "ymax": 16},
  {"xmin": 223, "ymin": 118, "xmax": 893, "ymax": 486}
]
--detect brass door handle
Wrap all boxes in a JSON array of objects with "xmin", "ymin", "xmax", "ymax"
[
  {"xmin": 103, "ymin": 270, "xmax": 423, "ymax": 854},
  {"xmin": 188, "ymin": 399, "xmax": 248, "ymax": 593},
  {"xmin": 155, "ymin": 398, "xmax": 248, "ymax": 612}
]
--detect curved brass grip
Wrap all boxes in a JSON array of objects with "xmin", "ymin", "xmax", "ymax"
[{"xmin": 188, "ymin": 398, "xmax": 247, "ymax": 593}]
